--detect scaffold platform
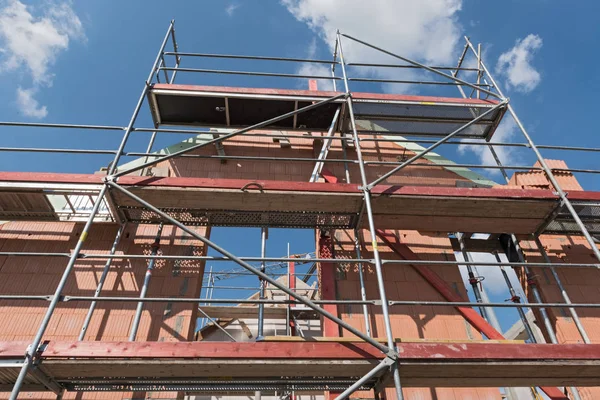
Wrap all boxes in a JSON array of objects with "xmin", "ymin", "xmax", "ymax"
[
  {"xmin": 148, "ymin": 84, "xmax": 506, "ymax": 139},
  {"xmin": 2, "ymin": 341, "xmax": 600, "ymax": 392},
  {"xmin": 0, "ymin": 172, "xmax": 599, "ymax": 235}
]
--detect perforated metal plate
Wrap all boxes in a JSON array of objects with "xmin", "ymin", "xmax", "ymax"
[
  {"xmin": 65, "ymin": 378, "xmax": 372, "ymax": 392},
  {"xmin": 120, "ymin": 207, "xmax": 358, "ymax": 229},
  {"xmin": 543, "ymin": 201, "xmax": 600, "ymax": 235}
]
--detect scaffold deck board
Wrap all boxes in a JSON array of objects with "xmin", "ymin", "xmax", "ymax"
[
  {"xmin": 148, "ymin": 84, "xmax": 506, "ymax": 139},
  {"xmin": 0, "ymin": 172, "xmax": 599, "ymax": 234},
  {"xmin": 2, "ymin": 341, "xmax": 600, "ymax": 389}
]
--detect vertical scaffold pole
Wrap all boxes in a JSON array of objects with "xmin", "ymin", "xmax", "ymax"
[
  {"xmin": 464, "ymin": 36, "xmax": 600, "ymax": 264},
  {"xmin": 257, "ymin": 227, "xmax": 268, "ymax": 340},
  {"xmin": 9, "ymin": 21, "xmax": 177, "ymax": 400},
  {"xmin": 78, "ymin": 224, "xmax": 126, "ymax": 340},
  {"xmin": 456, "ymin": 233, "xmax": 493, "ymax": 323},
  {"xmin": 494, "ymin": 252, "xmax": 536, "ymax": 341},
  {"xmin": 354, "ymin": 229, "xmax": 372, "ymax": 337},
  {"xmin": 109, "ymin": 21, "xmax": 175, "ymax": 175},
  {"xmin": 8, "ymin": 186, "xmax": 108, "ymax": 400},
  {"xmin": 129, "ymin": 223, "xmax": 164, "ymax": 341},
  {"xmin": 336, "ymin": 31, "xmax": 404, "ymax": 400},
  {"xmin": 462, "ymin": 57, "xmax": 584, "ymax": 397}
]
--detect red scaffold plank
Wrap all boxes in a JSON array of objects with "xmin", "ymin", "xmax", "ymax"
[{"xmin": 33, "ymin": 340, "xmax": 600, "ymax": 361}]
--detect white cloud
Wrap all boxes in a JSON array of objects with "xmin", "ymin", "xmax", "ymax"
[
  {"xmin": 16, "ymin": 86, "xmax": 47, "ymax": 118},
  {"xmin": 457, "ymin": 118, "xmax": 520, "ymax": 175},
  {"xmin": 282, "ymin": 0, "xmax": 464, "ymax": 90},
  {"xmin": 496, "ymin": 34, "xmax": 542, "ymax": 93},
  {"xmin": 296, "ymin": 38, "xmax": 334, "ymax": 91},
  {"xmin": 225, "ymin": 3, "xmax": 240, "ymax": 16},
  {"xmin": 282, "ymin": 0, "xmax": 462, "ymax": 65},
  {"xmin": 0, "ymin": 0, "xmax": 84, "ymax": 118}
]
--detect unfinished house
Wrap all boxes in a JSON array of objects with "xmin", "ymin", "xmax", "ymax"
[{"xmin": 0, "ymin": 21, "xmax": 600, "ymax": 400}]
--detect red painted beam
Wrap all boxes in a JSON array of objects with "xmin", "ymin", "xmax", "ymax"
[
  {"xmin": 320, "ymin": 167, "xmax": 338, "ymax": 184},
  {"xmin": 376, "ymin": 229, "xmax": 568, "ymax": 400},
  {"xmin": 0, "ymin": 341, "xmax": 30, "ymax": 358},
  {"xmin": 29, "ymin": 340, "xmax": 600, "ymax": 361},
  {"xmin": 4, "ymin": 171, "xmax": 600, "ymax": 202},
  {"xmin": 152, "ymin": 83, "xmax": 500, "ymax": 105},
  {"xmin": 377, "ymin": 229, "xmax": 503, "ymax": 340}
]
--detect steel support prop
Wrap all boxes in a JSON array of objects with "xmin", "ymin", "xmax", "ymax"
[
  {"xmin": 493, "ymin": 252, "xmax": 536, "ymax": 341},
  {"xmin": 464, "ymin": 36, "xmax": 600, "ymax": 264},
  {"xmin": 456, "ymin": 233, "xmax": 499, "ymax": 328},
  {"xmin": 257, "ymin": 227, "xmax": 268, "ymax": 340},
  {"xmin": 336, "ymin": 31, "xmax": 403, "ymax": 400},
  {"xmin": 129, "ymin": 223, "xmax": 164, "ymax": 341},
  {"xmin": 105, "ymin": 180, "xmax": 391, "ymax": 355},
  {"xmin": 78, "ymin": 224, "xmax": 126, "ymax": 340}
]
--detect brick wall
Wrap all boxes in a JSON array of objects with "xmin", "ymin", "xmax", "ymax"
[
  {"xmin": 509, "ymin": 160, "xmax": 600, "ymax": 400},
  {"xmin": 0, "ymin": 222, "xmax": 208, "ymax": 399}
]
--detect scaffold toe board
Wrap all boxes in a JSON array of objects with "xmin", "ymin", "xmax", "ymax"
[
  {"xmin": 148, "ymin": 84, "xmax": 506, "ymax": 139},
  {"xmin": 3, "ymin": 341, "xmax": 600, "ymax": 390}
]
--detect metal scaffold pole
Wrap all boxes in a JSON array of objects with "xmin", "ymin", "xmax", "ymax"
[
  {"xmin": 257, "ymin": 227, "xmax": 268, "ymax": 340},
  {"xmin": 8, "ymin": 186, "xmax": 108, "ymax": 400},
  {"xmin": 336, "ymin": 31, "xmax": 403, "ymax": 400},
  {"xmin": 8, "ymin": 21, "xmax": 177, "ymax": 400},
  {"xmin": 455, "ymin": 45, "xmax": 584, "ymax": 399},
  {"xmin": 494, "ymin": 251, "xmax": 536, "ymax": 342},
  {"xmin": 78, "ymin": 224, "xmax": 126, "ymax": 340},
  {"xmin": 106, "ymin": 180, "xmax": 391, "ymax": 355},
  {"xmin": 129, "ymin": 223, "xmax": 164, "ymax": 341},
  {"xmin": 464, "ymin": 36, "xmax": 600, "ymax": 264},
  {"xmin": 354, "ymin": 229, "xmax": 372, "ymax": 337}
]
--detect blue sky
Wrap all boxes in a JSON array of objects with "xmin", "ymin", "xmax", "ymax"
[{"xmin": 0, "ymin": 0, "xmax": 598, "ymax": 334}]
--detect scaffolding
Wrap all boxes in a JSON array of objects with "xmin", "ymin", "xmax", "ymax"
[{"xmin": 0, "ymin": 20, "xmax": 599, "ymax": 400}]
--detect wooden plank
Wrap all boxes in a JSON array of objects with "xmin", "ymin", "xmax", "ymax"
[
  {"xmin": 371, "ymin": 196, "xmax": 555, "ymax": 218},
  {"xmin": 40, "ymin": 340, "xmax": 600, "ymax": 361},
  {"xmin": 0, "ymin": 341, "xmax": 31, "ymax": 358}
]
